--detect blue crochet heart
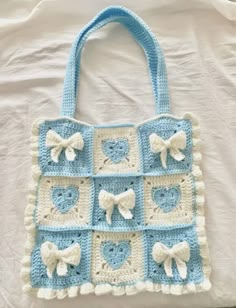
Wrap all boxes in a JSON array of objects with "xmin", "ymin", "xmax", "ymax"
[
  {"xmin": 102, "ymin": 139, "xmax": 129, "ymax": 163},
  {"xmin": 101, "ymin": 241, "xmax": 131, "ymax": 269},
  {"xmin": 51, "ymin": 186, "xmax": 79, "ymax": 213},
  {"xmin": 152, "ymin": 186, "xmax": 181, "ymax": 213}
]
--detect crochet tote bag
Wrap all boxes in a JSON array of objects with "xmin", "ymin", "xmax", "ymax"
[{"xmin": 21, "ymin": 6, "xmax": 211, "ymax": 299}]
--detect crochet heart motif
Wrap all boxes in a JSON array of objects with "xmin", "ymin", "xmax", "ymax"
[
  {"xmin": 152, "ymin": 186, "xmax": 181, "ymax": 213},
  {"xmin": 101, "ymin": 241, "xmax": 131, "ymax": 269},
  {"xmin": 51, "ymin": 186, "xmax": 79, "ymax": 213},
  {"xmin": 102, "ymin": 139, "xmax": 129, "ymax": 163}
]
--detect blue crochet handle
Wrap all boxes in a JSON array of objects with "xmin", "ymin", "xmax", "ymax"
[{"xmin": 61, "ymin": 6, "xmax": 170, "ymax": 118}]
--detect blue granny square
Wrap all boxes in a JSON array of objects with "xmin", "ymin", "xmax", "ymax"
[
  {"xmin": 146, "ymin": 226, "xmax": 203, "ymax": 285},
  {"xmin": 30, "ymin": 230, "xmax": 92, "ymax": 289},
  {"xmin": 138, "ymin": 117, "xmax": 192, "ymax": 175},
  {"xmin": 38, "ymin": 119, "xmax": 94, "ymax": 176},
  {"xmin": 92, "ymin": 176, "xmax": 144, "ymax": 230}
]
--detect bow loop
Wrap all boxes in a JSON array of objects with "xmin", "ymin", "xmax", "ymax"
[
  {"xmin": 67, "ymin": 132, "xmax": 84, "ymax": 150},
  {"xmin": 152, "ymin": 241, "xmax": 190, "ymax": 279},
  {"xmin": 46, "ymin": 130, "xmax": 84, "ymax": 163},
  {"xmin": 149, "ymin": 131, "xmax": 187, "ymax": 169},
  {"xmin": 151, "ymin": 242, "xmax": 169, "ymax": 263},
  {"xmin": 149, "ymin": 133, "xmax": 166, "ymax": 153},
  {"xmin": 98, "ymin": 189, "xmax": 135, "ymax": 225},
  {"xmin": 41, "ymin": 241, "xmax": 81, "ymax": 278},
  {"xmin": 172, "ymin": 241, "xmax": 190, "ymax": 262}
]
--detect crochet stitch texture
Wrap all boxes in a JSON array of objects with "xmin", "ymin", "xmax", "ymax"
[{"xmin": 21, "ymin": 6, "xmax": 211, "ymax": 299}]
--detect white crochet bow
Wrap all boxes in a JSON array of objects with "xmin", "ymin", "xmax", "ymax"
[
  {"xmin": 41, "ymin": 241, "xmax": 81, "ymax": 278},
  {"xmin": 152, "ymin": 241, "xmax": 190, "ymax": 279},
  {"xmin": 46, "ymin": 130, "xmax": 84, "ymax": 163},
  {"xmin": 98, "ymin": 189, "xmax": 135, "ymax": 225},
  {"xmin": 149, "ymin": 131, "xmax": 187, "ymax": 169}
]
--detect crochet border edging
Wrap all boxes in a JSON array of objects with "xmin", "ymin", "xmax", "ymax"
[
  {"xmin": 184, "ymin": 113, "xmax": 211, "ymax": 291},
  {"xmin": 20, "ymin": 113, "xmax": 211, "ymax": 299},
  {"xmin": 21, "ymin": 121, "xmax": 41, "ymax": 294}
]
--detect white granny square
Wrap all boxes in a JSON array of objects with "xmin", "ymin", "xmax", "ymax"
[
  {"xmin": 36, "ymin": 176, "xmax": 91, "ymax": 227},
  {"xmin": 91, "ymin": 231, "xmax": 145, "ymax": 284},
  {"xmin": 143, "ymin": 173, "xmax": 194, "ymax": 226},
  {"xmin": 93, "ymin": 126, "xmax": 140, "ymax": 174}
]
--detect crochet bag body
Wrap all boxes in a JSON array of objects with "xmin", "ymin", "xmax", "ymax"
[{"xmin": 21, "ymin": 6, "xmax": 211, "ymax": 299}]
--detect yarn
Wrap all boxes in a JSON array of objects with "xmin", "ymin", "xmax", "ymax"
[
  {"xmin": 149, "ymin": 131, "xmax": 187, "ymax": 169},
  {"xmin": 101, "ymin": 241, "xmax": 131, "ymax": 269},
  {"xmin": 152, "ymin": 241, "xmax": 190, "ymax": 279},
  {"xmin": 94, "ymin": 126, "xmax": 140, "ymax": 174},
  {"xmin": 102, "ymin": 138, "xmax": 129, "ymax": 163},
  {"xmin": 46, "ymin": 130, "xmax": 84, "ymax": 162},
  {"xmin": 21, "ymin": 6, "xmax": 211, "ymax": 299},
  {"xmin": 51, "ymin": 186, "xmax": 79, "ymax": 213},
  {"xmin": 152, "ymin": 185, "xmax": 181, "ymax": 213},
  {"xmin": 98, "ymin": 188, "xmax": 135, "ymax": 225}
]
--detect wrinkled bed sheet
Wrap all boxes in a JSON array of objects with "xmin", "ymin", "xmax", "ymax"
[{"xmin": 0, "ymin": 0, "xmax": 236, "ymax": 307}]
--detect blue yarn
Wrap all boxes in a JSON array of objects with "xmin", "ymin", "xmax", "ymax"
[
  {"xmin": 146, "ymin": 226, "xmax": 203, "ymax": 285},
  {"xmin": 101, "ymin": 241, "xmax": 131, "ymax": 269},
  {"xmin": 61, "ymin": 6, "xmax": 170, "ymax": 118},
  {"xmin": 37, "ymin": 223, "xmax": 195, "ymax": 232},
  {"xmin": 38, "ymin": 117, "xmax": 193, "ymax": 178},
  {"xmin": 39, "ymin": 119, "xmax": 94, "ymax": 177},
  {"xmin": 138, "ymin": 117, "xmax": 193, "ymax": 175},
  {"xmin": 94, "ymin": 123, "xmax": 134, "ymax": 128},
  {"xmin": 28, "ymin": 6, "xmax": 207, "ymax": 293},
  {"xmin": 51, "ymin": 186, "xmax": 79, "ymax": 213},
  {"xmin": 92, "ymin": 176, "xmax": 144, "ymax": 230},
  {"xmin": 31, "ymin": 230, "xmax": 92, "ymax": 289},
  {"xmin": 102, "ymin": 138, "xmax": 129, "ymax": 163},
  {"xmin": 152, "ymin": 185, "xmax": 181, "ymax": 213}
]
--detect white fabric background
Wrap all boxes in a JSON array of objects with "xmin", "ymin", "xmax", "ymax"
[{"xmin": 0, "ymin": 0, "xmax": 236, "ymax": 307}]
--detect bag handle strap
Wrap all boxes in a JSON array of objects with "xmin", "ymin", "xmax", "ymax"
[{"xmin": 61, "ymin": 6, "xmax": 170, "ymax": 118}]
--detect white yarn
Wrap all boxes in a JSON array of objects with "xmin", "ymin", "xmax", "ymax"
[
  {"xmin": 21, "ymin": 114, "xmax": 212, "ymax": 299},
  {"xmin": 93, "ymin": 126, "xmax": 140, "ymax": 174},
  {"xmin": 143, "ymin": 173, "xmax": 193, "ymax": 226},
  {"xmin": 98, "ymin": 189, "xmax": 135, "ymax": 225},
  {"xmin": 152, "ymin": 241, "xmax": 190, "ymax": 279},
  {"xmin": 149, "ymin": 131, "xmax": 186, "ymax": 168},
  {"xmin": 41, "ymin": 241, "xmax": 81, "ymax": 278},
  {"xmin": 46, "ymin": 130, "xmax": 84, "ymax": 162},
  {"xmin": 37, "ymin": 176, "xmax": 91, "ymax": 227}
]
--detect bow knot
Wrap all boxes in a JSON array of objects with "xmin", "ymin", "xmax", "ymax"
[
  {"xmin": 113, "ymin": 196, "xmax": 119, "ymax": 204},
  {"xmin": 164, "ymin": 139, "xmax": 171, "ymax": 149},
  {"xmin": 54, "ymin": 250, "xmax": 64, "ymax": 259},
  {"xmin": 46, "ymin": 130, "xmax": 84, "ymax": 163},
  {"xmin": 149, "ymin": 131, "xmax": 187, "ymax": 169},
  {"xmin": 41, "ymin": 241, "xmax": 81, "ymax": 278},
  {"xmin": 61, "ymin": 139, "xmax": 70, "ymax": 148},
  {"xmin": 98, "ymin": 189, "xmax": 135, "ymax": 225},
  {"xmin": 152, "ymin": 241, "xmax": 190, "ymax": 279},
  {"xmin": 168, "ymin": 249, "xmax": 175, "ymax": 259}
]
